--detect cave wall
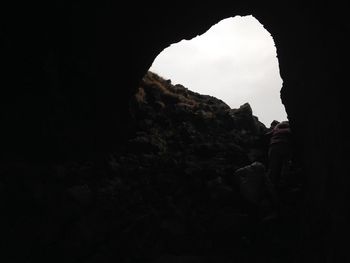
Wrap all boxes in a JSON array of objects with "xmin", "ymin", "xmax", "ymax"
[{"xmin": 1, "ymin": 1, "xmax": 349, "ymax": 262}]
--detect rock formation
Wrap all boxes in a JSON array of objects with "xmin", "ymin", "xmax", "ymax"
[
  {"xmin": 1, "ymin": 1, "xmax": 349, "ymax": 262},
  {"xmin": 0, "ymin": 71, "xmax": 303, "ymax": 262}
]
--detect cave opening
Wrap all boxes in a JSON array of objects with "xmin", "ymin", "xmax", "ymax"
[
  {"xmin": 2, "ymin": 3, "xmax": 347, "ymax": 262},
  {"xmin": 128, "ymin": 14, "xmax": 303, "ymax": 262},
  {"xmin": 149, "ymin": 15, "xmax": 287, "ymax": 127}
]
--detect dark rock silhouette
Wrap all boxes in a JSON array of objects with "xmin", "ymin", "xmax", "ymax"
[
  {"xmin": 1, "ymin": 2, "xmax": 349, "ymax": 263},
  {"xmin": 0, "ymin": 71, "xmax": 302, "ymax": 263}
]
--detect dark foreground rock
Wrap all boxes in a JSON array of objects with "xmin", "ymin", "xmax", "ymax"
[{"xmin": 0, "ymin": 72, "xmax": 302, "ymax": 263}]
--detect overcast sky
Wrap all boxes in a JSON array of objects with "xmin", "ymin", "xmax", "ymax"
[{"xmin": 149, "ymin": 15, "xmax": 287, "ymax": 127}]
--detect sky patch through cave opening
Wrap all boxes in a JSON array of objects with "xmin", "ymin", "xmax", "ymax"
[{"xmin": 149, "ymin": 15, "xmax": 287, "ymax": 127}]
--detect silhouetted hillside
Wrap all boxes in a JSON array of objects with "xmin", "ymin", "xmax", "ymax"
[{"xmin": 0, "ymin": 71, "xmax": 300, "ymax": 263}]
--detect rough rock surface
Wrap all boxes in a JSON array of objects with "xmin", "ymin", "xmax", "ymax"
[{"xmin": 0, "ymin": 72, "xmax": 302, "ymax": 263}]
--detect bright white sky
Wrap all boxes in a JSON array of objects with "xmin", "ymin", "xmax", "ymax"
[{"xmin": 149, "ymin": 15, "xmax": 287, "ymax": 127}]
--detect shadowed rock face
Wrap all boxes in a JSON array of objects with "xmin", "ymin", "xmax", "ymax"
[
  {"xmin": 0, "ymin": 71, "xmax": 293, "ymax": 263},
  {"xmin": 1, "ymin": 1, "xmax": 349, "ymax": 262},
  {"xmin": 130, "ymin": 71, "xmax": 267, "ymax": 167}
]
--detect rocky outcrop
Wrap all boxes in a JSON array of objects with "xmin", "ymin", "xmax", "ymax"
[
  {"xmin": 130, "ymin": 71, "xmax": 268, "ymax": 165},
  {"xmin": 1, "ymin": 71, "xmax": 301, "ymax": 263}
]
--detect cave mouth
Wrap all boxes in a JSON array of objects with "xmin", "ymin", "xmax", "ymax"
[{"xmin": 149, "ymin": 15, "xmax": 287, "ymax": 127}]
